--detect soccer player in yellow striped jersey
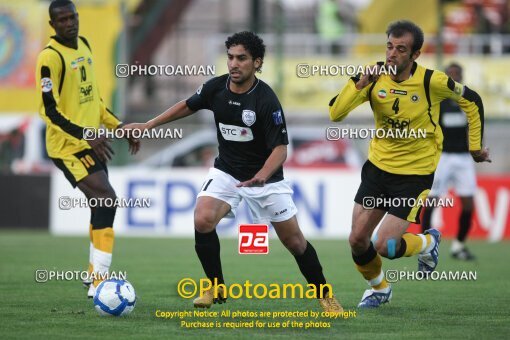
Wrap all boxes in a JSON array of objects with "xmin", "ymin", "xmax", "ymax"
[
  {"xmin": 36, "ymin": 0, "xmax": 139, "ymax": 298},
  {"xmin": 329, "ymin": 20, "xmax": 491, "ymax": 308}
]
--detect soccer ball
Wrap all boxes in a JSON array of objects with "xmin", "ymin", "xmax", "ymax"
[{"xmin": 93, "ymin": 279, "xmax": 136, "ymax": 316}]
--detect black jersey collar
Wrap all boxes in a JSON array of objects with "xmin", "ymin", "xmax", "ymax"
[
  {"xmin": 393, "ymin": 61, "xmax": 418, "ymax": 83},
  {"xmin": 226, "ymin": 76, "xmax": 260, "ymax": 95}
]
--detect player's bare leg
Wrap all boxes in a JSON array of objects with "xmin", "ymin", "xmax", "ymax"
[
  {"xmin": 193, "ymin": 196, "xmax": 230, "ymax": 308},
  {"xmin": 77, "ymin": 171, "xmax": 117, "ymax": 295},
  {"xmin": 273, "ymin": 216, "xmax": 343, "ymax": 313}
]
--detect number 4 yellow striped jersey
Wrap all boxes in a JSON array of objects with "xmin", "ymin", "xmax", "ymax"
[
  {"xmin": 329, "ymin": 62, "xmax": 484, "ymax": 175},
  {"xmin": 36, "ymin": 36, "xmax": 121, "ymax": 158}
]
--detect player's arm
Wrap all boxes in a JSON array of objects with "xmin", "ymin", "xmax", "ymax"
[
  {"xmin": 237, "ymin": 145, "xmax": 287, "ymax": 187},
  {"xmin": 458, "ymin": 94, "xmax": 490, "ymax": 162},
  {"xmin": 238, "ymin": 97, "xmax": 289, "ymax": 187},
  {"xmin": 147, "ymin": 100, "xmax": 195, "ymax": 128},
  {"xmin": 121, "ymin": 79, "xmax": 215, "ymax": 133},
  {"xmin": 433, "ymin": 72, "xmax": 491, "ymax": 163},
  {"xmin": 36, "ymin": 50, "xmax": 114, "ymax": 161},
  {"xmin": 329, "ymin": 65, "xmax": 380, "ymax": 122},
  {"xmin": 121, "ymin": 100, "xmax": 194, "ymax": 132},
  {"xmin": 37, "ymin": 50, "xmax": 86, "ymax": 140},
  {"xmin": 99, "ymin": 99, "xmax": 122, "ymax": 130},
  {"xmin": 98, "ymin": 98, "xmax": 140, "ymax": 155}
]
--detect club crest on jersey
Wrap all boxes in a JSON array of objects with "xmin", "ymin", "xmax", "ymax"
[
  {"xmin": 378, "ymin": 90, "xmax": 387, "ymax": 99},
  {"xmin": 87, "ymin": 57, "xmax": 93, "ymax": 65},
  {"xmin": 41, "ymin": 78, "xmax": 53, "ymax": 92},
  {"xmin": 272, "ymin": 110, "xmax": 283, "ymax": 125},
  {"xmin": 242, "ymin": 110, "xmax": 256, "ymax": 126},
  {"xmin": 411, "ymin": 94, "xmax": 420, "ymax": 102}
]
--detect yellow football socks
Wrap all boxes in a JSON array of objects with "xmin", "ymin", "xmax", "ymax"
[
  {"xmin": 403, "ymin": 232, "xmax": 432, "ymax": 257},
  {"xmin": 355, "ymin": 253, "xmax": 389, "ymax": 290}
]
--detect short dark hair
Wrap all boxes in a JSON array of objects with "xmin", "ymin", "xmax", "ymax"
[
  {"xmin": 49, "ymin": 0, "xmax": 75, "ymax": 20},
  {"xmin": 445, "ymin": 62, "xmax": 462, "ymax": 72},
  {"xmin": 225, "ymin": 31, "xmax": 266, "ymax": 70},
  {"xmin": 386, "ymin": 20, "xmax": 424, "ymax": 54}
]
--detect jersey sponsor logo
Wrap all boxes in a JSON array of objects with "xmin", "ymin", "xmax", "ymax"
[
  {"xmin": 196, "ymin": 84, "xmax": 203, "ymax": 95},
  {"xmin": 219, "ymin": 123, "xmax": 254, "ymax": 142},
  {"xmin": 378, "ymin": 89, "xmax": 387, "ymax": 98},
  {"xmin": 390, "ymin": 89, "xmax": 407, "ymax": 95},
  {"xmin": 228, "ymin": 100, "xmax": 241, "ymax": 106},
  {"xmin": 383, "ymin": 116, "xmax": 411, "ymax": 130},
  {"xmin": 41, "ymin": 77, "xmax": 53, "ymax": 92},
  {"xmin": 272, "ymin": 110, "xmax": 283, "ymax": 125},
  {"xmin": 411, "ymin": 94, "xmax": 420, "ymax": 102},
  {"xmin": 242, "ymin": 110, "xmax": 256, "ymax": 126},
  {"xmin": 79, "ymin": 82, "xmax": 94, "ymax": 104}
]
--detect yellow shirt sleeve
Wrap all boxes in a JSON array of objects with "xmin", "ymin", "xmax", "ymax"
[
  {"xmin": 37, "ymin": 49, "xmax": 63, "ymax": 124},
  {"xmin": 431, "ymin": 71, "xmax": 484, "ymax": 151},
  {"xmin": 329, "ymin": 78, "xmax": 370, "ymax": 122},
  {"xmin": 36, "ymin": 49, "xmax": 85, "ymax": 139},
  {"xmin": 99, "ymin": 98, "xmax": 122, "ymax": 130}
]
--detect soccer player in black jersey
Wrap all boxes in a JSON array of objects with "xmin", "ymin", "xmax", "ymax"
[
  {"xmin": 421, "ymin": 63, "xmax": 478, "ymax": 260},
  {"xmin": 123, "ymin": 31, "xmax": 342, "ymax": 312}
]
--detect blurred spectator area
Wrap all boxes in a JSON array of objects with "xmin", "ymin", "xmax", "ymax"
[
  {"xmin": 121, "ymin": 0, "xmax": 510, "ymax": 120},
  {"xmin": 0, "ymin": 0, "xmax": 509, "ymax": 174},
  {"xmin": 116, "ymin": 0, "xmax": 510, "ymax": 174}
]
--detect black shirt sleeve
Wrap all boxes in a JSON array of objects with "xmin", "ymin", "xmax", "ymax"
[
  {"xmin": 40, "ymin": 65, "xmax": 84, "ymax": 140},
  {"xmin": 185, "ymin": 77, "xmax": 219, "ymax": 111},
  {"xmin": 260, "ymin": 90, "xmax": 289, "ymax": 149}
]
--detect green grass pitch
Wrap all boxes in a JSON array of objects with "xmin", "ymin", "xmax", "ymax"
[{"xmin": 1, "ymin": 230, "xmax": 508, "ymax": 339}]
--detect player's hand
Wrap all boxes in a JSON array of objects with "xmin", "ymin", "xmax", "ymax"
[
  {"xmin": 126, "ymin": 136, "xmax": 140, "ymax": 155},
  {"xmin": 236, "ymin": 176, "xmax": 266, "ymax": 187},
  {"xmin": 355, "ymin": 64, "xmax": 383, "ymax": 90},
  {"xmin": 87, "ymin": 135, "xmax": 114, "ymax": 162},
  {"xmin": 118, "ymin": 123, "xmax": 141, "ymax": 155},
  {"xmin": 470, "ymin": 147, "xmax": 492, "ymax": 163}
]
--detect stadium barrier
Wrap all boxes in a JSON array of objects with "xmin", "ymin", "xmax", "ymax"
[
  {"xmin": 0, "ymin": 174, "xmax": 49, "ymax": 228},
  {"xmin": 49, "ymin": 168, "xmax": 510, "ymax": 241}
]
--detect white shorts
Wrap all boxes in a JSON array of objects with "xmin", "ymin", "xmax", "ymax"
[
  {"xmin": 197, "ymin": 168, "xmax": 298, "ymax": 224},
  {"xmin": 430, "ymin": 152, "xmax": 477, "ymax": 197}
]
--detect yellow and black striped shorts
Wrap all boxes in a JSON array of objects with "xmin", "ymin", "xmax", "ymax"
[
  {"xmin": 51, "ymin": 148, "xmax": 107, "ymax": 187},
  {"xmin": 354, "ymin": 160, "xmax": 434, "ymax": 223}
]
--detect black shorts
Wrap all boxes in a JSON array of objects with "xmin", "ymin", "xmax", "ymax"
[
  {"xmin": 51, "ymin": 148, "xmax": 107, "ymax": 188},
  {"xmin": 354, "ymin": 160, "xmax": 434, "ymax": 223}
]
